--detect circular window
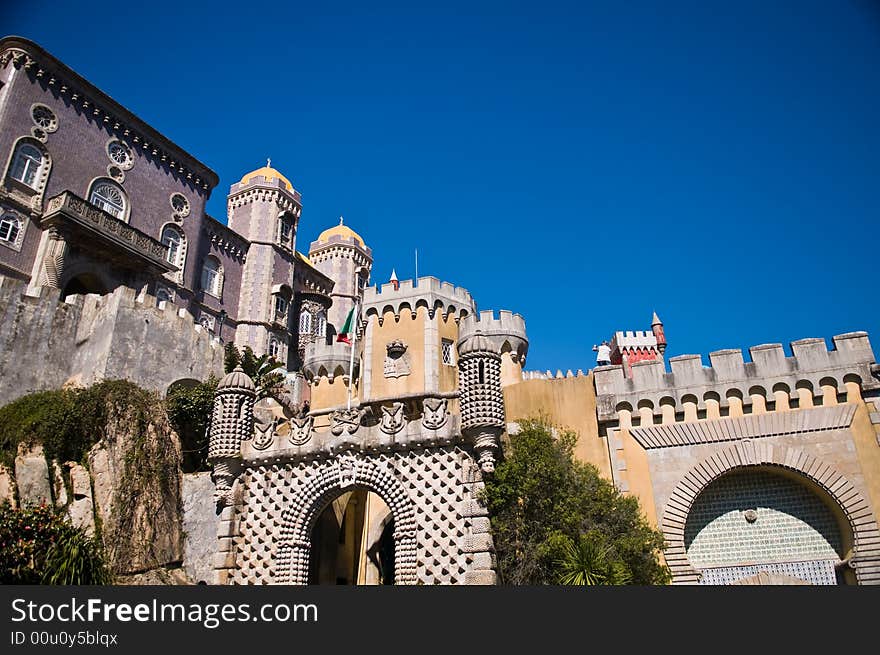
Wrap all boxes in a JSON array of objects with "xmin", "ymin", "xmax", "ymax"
[
  {"xmin": 170, "ymin": 193, "xmax": 190, "ymax": 218},
  {"xmin": 107, "ymin": 140, "xmax": 133, "ymax": 170},
  {"xmin": 31, "ymin": 105, "xmax": 58, "ymax": 132}
]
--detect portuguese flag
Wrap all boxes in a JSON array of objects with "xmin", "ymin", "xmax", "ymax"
[{"xmin": 336, "ymin": 305, "xmax": 356, "ymax": 344}]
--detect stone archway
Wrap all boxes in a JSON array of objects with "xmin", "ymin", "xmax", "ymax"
[
  {"xmin": 661, "ymin": 440, "xmax": 880, "ymax": 585},
  {"xmin": 274, "ymin": 453, "xmax": 418, "ymax": 584}
]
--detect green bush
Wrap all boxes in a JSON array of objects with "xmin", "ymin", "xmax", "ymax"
[
  {"xmin": 0, "ymin": 380, "xmax": 156, "ymax": 469},
  {"xmin": 165, "ymin": 377, "xmax": 218, "ymax": 472},
  {"xmin": 0, "ymin": 503, "xmax": 112, "ymax": 585},
  {"xmin": 483, "ymin": 417, "xmax": 670, "ymax": 585}
]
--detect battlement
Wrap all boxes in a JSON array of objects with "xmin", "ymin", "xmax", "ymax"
[
  {"xmin": 363, "ymin": 276, "xmax": 475, "ymax": 323},
  {"xmin": 522, "ymin": 369, "xmax": 587, "ymax": 380},
  {"xmin": 0, "ymin": 275, "xmax": 225, "ymax": 406},
  {"xmin": 612, "ymin": 330, "xmax": 658, "ymax": 349},
  {"xmin": 458, "ymin": 310, "xmax": 529, "ymax": 360},
  {"xmin": 228, "ymin": 174, "xmax": 302, "ymax": 203},
  {"xmin": 301, "ymin": 340, "xmax": 354, "ymax": 381},
  {"xmin": 594, "ymin": 332, "xmax": 879, "ymax": 421}
]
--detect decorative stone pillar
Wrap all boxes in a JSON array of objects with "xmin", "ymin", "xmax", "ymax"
[
  {"xmin": 458, "ymin": 331, "xmax": 505, "ymax": 474},
  {"xmin": 208, "ymin": 366, "xmax": 255, "ymax": 507}
]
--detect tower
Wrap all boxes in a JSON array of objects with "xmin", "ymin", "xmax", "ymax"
[
  {"xmin": 652, "ymin": 311, "xmax": 667, "ymax": 354},
  {"xmin": 227, "ymin": 163, "xmax": 301, "ymax": 364},
  {"xmin": 308, "ymin": 217, "xmax": 373, "ymax": 336}
]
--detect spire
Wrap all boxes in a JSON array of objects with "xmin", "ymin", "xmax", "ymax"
[
  {"xmin": 651, "ymin": 310, "xmax": 667, "ymax": 353},
  {"xmin": 266, "ymin": 157, "xmax": 271, "ymax": 168},
  {"xmin": 651, "ymin": 311, "xmax": 662, "ymax": 327},
  {"xmin": 390, "ymin": 268, "xmax": 399, "ymax": 290},
  {"xmin": 339, "ymin": 216, "xmax": 344, "ymax": 226}
]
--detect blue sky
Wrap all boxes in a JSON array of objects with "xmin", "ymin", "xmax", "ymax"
[{"xmin": 4, "ymin": 1, "xmax": 879, "ymax": 372}]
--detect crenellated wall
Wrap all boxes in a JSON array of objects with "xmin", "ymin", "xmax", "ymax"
[
  {"xmin": 595, "ymin": 333, "xmax": 879, "ymax": 422},
  {"xmin": 0, "ymin": 274, "xmax": 224, "ymax": 406},
  {"xmin": 363, "ymin": 276, "xmax": 475, "ymax": 323}
]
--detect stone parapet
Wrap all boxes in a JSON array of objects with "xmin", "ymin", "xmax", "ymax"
[
  {"xmin": 301, "ymin": 340, "xmax": 353, "ymax": 381},
  {"xmin": 458, "ymin": 309, "xmax": 528, "ymax": 362},
  {"xmin": 363, "ymin": 276, "xmax": 475, "ymax": 323},
  {"xmin": 594, "ymin": 333, "xmax": 878, "ymax": 421}
]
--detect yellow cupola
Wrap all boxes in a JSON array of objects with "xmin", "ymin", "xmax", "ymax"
[
  {"xmin": 239, "ymin": 159, "xmax": 293, "ymax": 191},
  {"xmin": 317, "ymin": 216, "xmax": 365, "ymax": 248}
]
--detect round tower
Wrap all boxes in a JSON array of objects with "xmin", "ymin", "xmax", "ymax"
[
  {"xmin": 227, "ymin": 163, "xmax": 301, "ymax": 363},
  {"xmin": 208, "ymin": 366, "xmax": 255, "ymax": 507},
  {"xmin": 458, "ymin": 331, "xmax": 505, "ymax": 473},
  {"xmin": 308, "ymin": 217, "xmax": 372, "ymax": 335}
]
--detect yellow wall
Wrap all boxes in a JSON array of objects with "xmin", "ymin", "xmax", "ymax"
[
  {"xmin": 311, "ymin": 376, "xmax": 353, "ymax": 413},
  {"xmin": 503, "ymin": 374, "xmax": 611, "ymax": 480},
  {"xmin": 619, "ymin": 427, "xmax": 659, "ymax": 525},
  {"xmin": 849, "ymin": 399, "xmax": 880, "ymax": 518},
  {"xmin": 368, "ymin": 309, "xmax": 427, "ymax": 398}
]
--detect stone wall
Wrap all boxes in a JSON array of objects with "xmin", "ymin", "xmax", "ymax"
[{"xmin": 0, "ymin": 274, "xmax": 224, "ymax": 407}]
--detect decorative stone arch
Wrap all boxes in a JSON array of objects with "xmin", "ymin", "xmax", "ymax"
[
  {"xmin": 4, "ymin": 135, "xmax": 53, "ymax": 209},
  {"xmin": 274, "ymin": 454, "xmax": 418, "ymax": 585},
  {"xmin": 661, "ymin": 440, "xmax": 880, "ymax": 585}
]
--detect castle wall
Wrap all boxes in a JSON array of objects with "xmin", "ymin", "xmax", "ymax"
[
  {"xmin": 503, "ymin": 374, "xmax": 611, "ymax": 480},
  {"xmin": 0, "ymin": 275, "xmax": 224, "ymax": 407}
]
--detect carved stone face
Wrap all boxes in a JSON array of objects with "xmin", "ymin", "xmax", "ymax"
[{"xmin": 386, "ymin": 339, "xmax": 407, "ymax": 358}]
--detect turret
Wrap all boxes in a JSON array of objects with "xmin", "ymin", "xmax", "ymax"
[
  {"xmin": 208, "ymin": 366, "xmax": 255, "ymax": 507},
  {"xmin": 457, "ymin": 310, "xmax": 528, "ymax": 472},
  {"xmin": 227, "ymin": 163, "xmax": 301, "ymax": 364},
  {"xmin": 389, "ymin": 268, "xmax": 399, "ymax": 291},
  {"xmin": 308, "ymin": 217, "xmax": 372, "ymax": 335},
  {"xmin": 652, "ymin": 311, "xmax": 667, "ymax": 354},
  {"xmin": 457, "ymin": 331, "xmax": 504, "ymax": 473}
]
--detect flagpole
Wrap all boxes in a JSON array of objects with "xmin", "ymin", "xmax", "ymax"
[{"xmin": 346, "ymin": 298, "xmax": 358, "ymax": 410}]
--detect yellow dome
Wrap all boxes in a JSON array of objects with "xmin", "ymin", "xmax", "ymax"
[
  {"xmin": 317, "ymin": 217, "xmax": 365, "ymax": 247},
  {"xmin": 239, "ymin": 163, "xmax": 293, "ymax": 191}
]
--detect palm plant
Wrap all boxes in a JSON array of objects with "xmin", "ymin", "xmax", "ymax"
[
  {"xmin": 556, "ymin": 534, "xmax": 632, "ymax": 585},
  {"xmin": 223, "ymin": 344, "xmax": 286, "ymax": 403}
]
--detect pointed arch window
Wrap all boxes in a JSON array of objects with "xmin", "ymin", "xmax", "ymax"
[
  {"xmin": 89, "ymin": 179, "xmax": 127, "ymax": 220},
  {"xmin": 9, "ymin": 143, "xmax": 44, "ymax": 189},
  {"xmin": 268, "ymin": 336, "xmax": 282, "ymax": 359},
  {"xmin": 299, "ymin": 310, "xmax": 312, "ymax": 335},
  {"xmin": 201, "ymin": 256, "xmax": 223, "ymax": 297}
]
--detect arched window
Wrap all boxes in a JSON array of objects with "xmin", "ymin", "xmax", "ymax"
[
  {"xmin": 316, "ymin": 311, "xmax": 327, "ymax": 339},
  {"xmin": 89, "ymin": 179, "xmax": 127, "ymax": 220},
  {"xmin": 161, "ymin": 225, "xmax": 185, "ymax": 268},
  {"xmin": 299, "ymin": 310, "xmax": 312, "ymax": 335},
  {"xmin": 275, "ymin": 295, "xmax": 289, "ymax": 318},
  {"xmin": 201, "ymin": 256, "xmax": 223, "ymax": 297},
  {"xmin": 268, "ymin": 336, "xmax": 281, "ymax": 359},
  {"xmin": 9, "ymin": 143, "xmax": 44, "ymax": 189},
  {"xmin": 0, "ymin": 214, "xmax": 22, "ymax": 245}
]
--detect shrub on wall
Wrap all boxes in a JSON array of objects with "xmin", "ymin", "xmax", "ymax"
[{"xmin": 165, "ymin": 376, "xmax": 218, "ymax": 473}]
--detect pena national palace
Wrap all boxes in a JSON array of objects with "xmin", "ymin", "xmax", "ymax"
[{"xmin": 0, "ymin": 35, "xmax": 879, "ymax": 587}]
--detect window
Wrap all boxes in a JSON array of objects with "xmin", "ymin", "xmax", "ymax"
[
  {"xmin": 441, "ymin": 339, "xmax": 455, "ymax": 366},
  {"xmin": 89, "ymin": 180, "xmax": 126, "ymax": 219},
  {"xmin": 107, "ymin": 141, "xmax": 133, "ymax": 169},
  {"xmin": 0, "ymin": 214, "xmax": 21, "ymax": 245},
  {"xmin": 161, "ymin": 226, "xmax": 184, "ymax": 268},
  {"xmin": 9, "ymin": 143, "xmax": 43, "ymax": 189},
  {"xmin": 201, "ymin": 256, "xmax": 222, "ymax": 297},
  {"xmin": 170, "ymin": 193, "xmax": 190, "ymax": 218},
  {"xmin": 31, "ymin": 105, "xmax": 58, "ymax": 132},
  {"xmin": 316, "ymin": 312, "xmax": 327, "ymax": 339},
  {"xmin": 279, "ymin": 219, "xmax": 292, "ymax": 245},
  {"xmin": 299, "ymin": 310, "xmax": 312, "ymax": 335},
  {"xmin": 275, "ymin": 295, "xmax": 288, "ymax": 318},
  {"xmin": 268, "ymin": 337, "xmax": 281, "ymax": 359},
  {"xmin": 357, "ymin": 274, "xmax": 367, "ymax": 290}
]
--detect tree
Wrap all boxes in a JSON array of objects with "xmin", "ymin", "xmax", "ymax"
[
  {"xmin": 165, "ymin": 376, "xmax": 218, "ymax": 472},
  {"xmin": 482, "ymin": 417, "xmax": 670, "ymax": 585},
  {"xmin": 222, "ymin": 344, "xmax": 286, "ymax": 403}
]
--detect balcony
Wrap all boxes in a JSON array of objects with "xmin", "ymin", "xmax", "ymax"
[{"xmin": 43, "ymin": 191, "xmax": 175, "ymax": 272}]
